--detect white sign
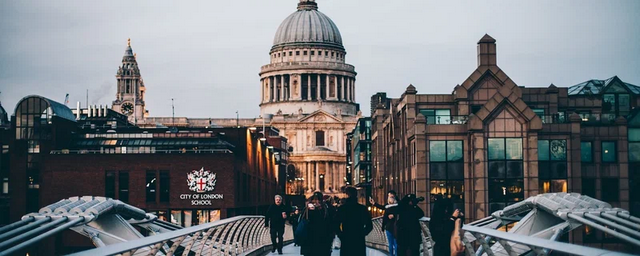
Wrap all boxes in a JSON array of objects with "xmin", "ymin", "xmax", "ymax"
[{"xmin": 183, "ymin": 167, "xmax": 224, "ymax": 205}]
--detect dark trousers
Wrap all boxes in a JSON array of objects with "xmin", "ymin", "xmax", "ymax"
[
  {"xmin": 292, "ymin": 224, "xmax": 298, "ymax": 244},
  {"xmin": 270, "ymin": 226, "xmax": 285, "ymax": 252},
  {"xmin": 398, "ymin": 243, "xmax": 420, "ymax": 256}
]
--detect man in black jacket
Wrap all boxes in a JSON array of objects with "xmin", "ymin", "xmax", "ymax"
[
  {"xmin": 335, "ymin": 187, "xmax": 373, "ymax": 256},
  {"xmin": 265, "ymin": 195, "xmax": 289, "ymax": 254}
]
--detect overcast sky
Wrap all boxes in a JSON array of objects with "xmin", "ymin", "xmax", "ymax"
[{"xmin": 1, "ymin": 0, "xmax": 639, "ymax": 118}]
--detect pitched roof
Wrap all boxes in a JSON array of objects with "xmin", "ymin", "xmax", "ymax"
[{"xmin": 568, "ymin": 76, "xmax": 640, "ymax": 95}]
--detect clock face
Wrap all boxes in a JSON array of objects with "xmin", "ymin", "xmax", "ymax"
[{"xmin": 121, "ymin": 102, "xmax": 134, "ymax": 116}]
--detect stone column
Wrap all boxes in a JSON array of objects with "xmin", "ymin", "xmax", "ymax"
[
  {"xmin": 351, "ymin": 79, "xmax": 355, "ymax": 102},
  {"xmin": 326, "ymin": 161, "xmax": 331, "ymax": 192},
  {"xmin": 307, "ymin": 75, "xmax": 311, "ymax": 100},
  {"xmin": 317, "ymin": 75, "xmax": 321, "ymax": 100},
  {"xmin": 269, "ymin": 77, "xmax": 274, "ymax": 102},
  {"xmin": 341, "ymin": 76, "xmax": 346, "ymax": 101},
  {"xmin": 281, "ymin": 75, "xmax": 285, "ymax": 101},
  {"xmin": 325, "ymin": 75, "xmax": 330, "ymax": 100},
  {"xmin": 306, "ymin": 162, "xmax": 311, "ymax": 192},
  {"xmin": 315, "ymin": 162, "xmax": 320, "ymax": 191},
  {"xmin": 346, "ymin": 78, "xmax": 351, "ymax": 102}
]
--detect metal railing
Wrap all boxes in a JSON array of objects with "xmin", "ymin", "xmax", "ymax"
[
  {"xmin": 539, "ymin": 114, "xmax": 569, "ymax": 124},
  {"xmin": 460, "ymin": 225, "xmax": 635, "ymax": 256},
  {"xmin": 260, "ymin": 61, "xmax": 356, "ymax": 73},
  {"xmin": 426, "ymin": 115, "xmax": 468, "ymax": 125},
  {"xmin": 69, "ymin": 216, "xmax": 293, "ymax": 256},
  {"xmin": 579, "ymin": 113, "xmax": 618, "ymax": 124},
  {"xmin": 50, "ymin": 148, "xmax": 233, "ymax": 155},
  {"xmin": 365, "ymin": 216, "xmax": 432, "ymax": 256}
]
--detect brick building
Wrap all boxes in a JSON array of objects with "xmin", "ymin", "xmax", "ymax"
[
  {"xmin": 7, "ymin": 95, "xmax": 284, "ymax": 229},
  {"xmin": 371, "ymin": 34, "xmax": 640, "ymax": 247}
]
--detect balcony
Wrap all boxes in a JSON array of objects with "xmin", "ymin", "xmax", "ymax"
[
  {"xmin": 539, "ymin": 114, "xmax": 569, "ymax": 124},
  {"xmin": 579, "ymin": 113, "xmax": 618, "ymax": 125},
  {"xmin": 426, "ymin": 115, "xmax": 468, "ymax": 125}
]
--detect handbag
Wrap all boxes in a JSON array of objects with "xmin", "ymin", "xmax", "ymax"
[{"xmin": 295, "ymin": 213, "xmax": 309, "ymax": 245}]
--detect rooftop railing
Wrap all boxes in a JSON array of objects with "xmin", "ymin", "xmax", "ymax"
[
  {"xmin": 260, "ymin": 61, "xmax": 356, "ymax": 73},
  {"xmin": 579, "ymin": 113, "xmax": 618, "ymax": 124},
  {"xmin": 426, "ymin": 115, "xmax": 468, "ymax": 125},
  {"xmin": 539, "ymin": 114, "xmax": 569, "ymax": 124}
]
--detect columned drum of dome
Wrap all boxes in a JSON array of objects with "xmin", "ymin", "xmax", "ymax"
[{"xmin": 259, "ymin": 0, "xmax": 357, "ymax": 117}]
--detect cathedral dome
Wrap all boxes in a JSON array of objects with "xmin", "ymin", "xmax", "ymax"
[{"xmin": 272, "ymin": 0, "xmax": 343, "ymax": 51}]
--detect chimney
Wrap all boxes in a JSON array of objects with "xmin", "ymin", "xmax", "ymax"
[{"xmin": 477, "ymin": 34, "xmax": 496, "ymax": 67}]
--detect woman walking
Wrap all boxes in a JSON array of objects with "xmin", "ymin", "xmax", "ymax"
[{"xmin": 299, "ymin": 192, "xmax": 335, "ymax": 256}]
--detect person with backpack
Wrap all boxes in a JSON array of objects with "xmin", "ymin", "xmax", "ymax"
[{"xmin": 334, "ymin": 187, "xmax": 373, "ymax": 256}]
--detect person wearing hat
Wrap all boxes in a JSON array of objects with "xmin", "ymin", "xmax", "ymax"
[
  {"xmin": 395, "ymin": 194, "xmax": 425, "ymax": 256},
  {"xmin": 334, "ymin": 186, "xmax": 373, "ymax": 256},
  {"xmin": 299, "ymin": 191, "xmax": 334, "ymax": 256}
]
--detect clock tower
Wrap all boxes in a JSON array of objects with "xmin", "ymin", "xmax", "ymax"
[{"xmin": 112, "ymin": 38, "xmax": 147, "ymax": 123}]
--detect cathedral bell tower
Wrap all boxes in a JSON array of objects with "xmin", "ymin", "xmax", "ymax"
[{"xmin": 112, "ymin": 38, "xmax": 147, "ymax": 123}]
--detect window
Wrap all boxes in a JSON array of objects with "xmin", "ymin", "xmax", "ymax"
[
  {"xmin": 603, "ymin": 93, "xmax": 630, "ymax": 116},
  {"xmin": 318, "ymin": 51, "xmax": 322, "ymax": 56},
  {"xmin": 119, "ymin": 171, "xmax": 129, "ymax": 203},
  {"xmin": 629, "ymin": 129, "xmax": 640, "ymax": 162},
  {"xmin": 311, "ymin": 51, "xmax": 315, "ymax": 55},
  {"xmin": 160, "ymin": 171, "xmax": 170, "ymax": 202},
  {"xmin": 296, "ymin": 51, "xmax": 300, "ymax": 56},
  {"xmin": 289, "ymin": 51, "xmax": 292, "ymax": 56},
  {"xmin": 471, "ymin": 105, "xmax": 482, "ymax": 114},
  {"xmin": 601, "ymin": 141, "xmax": 616, "ymax": 163},
  {"xmin": 601, "ymin": 178, "xmax": 619, "ymax": 202},
  {"xmin": 419, "ymin": 109, "xmax": 451, "ymax": 124},
  {"xmin": 429, "ymin": 141, "xmax": 464, "ymax": 210},
  {"xmin": 538, "ymin": 140, "xmax": 567, "ymax": 193},
  {"xmin": 488, "ymin": 138, "xmax": 524, "ymax": 212},
  {"xmin": 146, "ymin": 171, "xmax": 157, "ymax": 202},
  {"xmin": 316, "ymin": 131, "xmax": 325, "ymax": 146},
  {"xmin": 532, "ymin": 108, "xmax": 544, "ymax": 117},
  {"xmin": 582, "ymin": 178, "xmax": 596, "ymax": 198},
  {"xmin": 581, "ymin": 142, "xmax": 593, "ymax": 162},
  {"xmin": 105, "ymin": 171, "xmax": 116, "ymax": 198},
  {"xmin": 325, "ymin": 51, "xmax": 328, "ymax": 56},
  {"xmin": 331, "ymin": 52, "xmax": 334, "ymax": 57},
  {"xmin": 303, "ymin": 51, "xmax": 307, "ymax": 55}
]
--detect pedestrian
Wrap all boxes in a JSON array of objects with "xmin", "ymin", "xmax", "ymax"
[
  {"xmin": 369, "ymin": 190, "xmax": 399, "ymax": 256},
  {"xmin": 289, "ymin": 207, "xmax": 301, "ymax": 246},
  {"xmin": 300, "ymin": 192, "xmax": 334, "ymax": 256},
  {"xmin": 395, "ymin": 194, "xmax": 425, "ymax": 256},
  {"xmin": 335, "ymin": 187, "xmax": 373, "ymax": 256},
  {"xmin": 265, "ymin": 195, "xmax": 289, "ymax": 254},
  {"xmin": 430, "ymin": 197, "xmax": 465, "ymax": 256}
]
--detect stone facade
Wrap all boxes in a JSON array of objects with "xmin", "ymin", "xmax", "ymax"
[{"xmin": 371, "ymin": 34, "xmax": 640, "ymax": 246}]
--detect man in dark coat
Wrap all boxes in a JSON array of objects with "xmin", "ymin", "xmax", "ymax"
[
  {"xmin": 396, "ymin": 194, "xmax": 425, "ymax": 256},
  {"xmin": 335, "ymin": 186, "xmax": 373, "ymax": 256},
  {"xmin": 265, "ymin": 195, "xmax": 289, "ymax": 254}
]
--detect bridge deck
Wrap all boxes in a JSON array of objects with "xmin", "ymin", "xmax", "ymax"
[{"xmin": 272, "ymin": 243, "xmax": 388, "ymax": 255}]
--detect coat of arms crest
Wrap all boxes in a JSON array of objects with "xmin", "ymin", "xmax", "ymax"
[{"xmin": 187, "ymin": 167, "xmax": 217, "ymax": 193}]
